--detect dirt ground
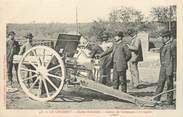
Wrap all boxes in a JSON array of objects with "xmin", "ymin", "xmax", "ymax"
[
  {"xmin": 6, "ymin": 84, "xmax": 176, "ymax": 109},
  {"xmin": 5, "ymin": 59, "xmax": 176, "ymax": 110}
]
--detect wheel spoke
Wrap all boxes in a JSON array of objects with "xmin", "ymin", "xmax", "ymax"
[
  {"xmin": 42, "ymin": 49, "xmax": 46, "ymax": 66},
  {"xmin": 37, "ymin": 79, "xmax": 42, "ymax": 97},
  {"xmin": 46, "ymin": 54, "xmax": 54, "ymax": 68},
  {"xmin": 47, "ymin": 73, "xmax": 63, "ymax": 81},
  {"xmin": 29, "ymin": 61, "xmax": 38, "ymax": 69},
  {"xmin": 43, "ymin": 79, "xmax": 50, "ymax": 97},
  {"xmin": 32, "ymin": 49, "xmax": 38, "ymax": 58},
  {"xmin": 20, "ymin": 68, "xmax": 37, "ymax": 73},
  {"xmin": 32, "ymin": 49, "xmax": 42, "ymax": 66},
  {"xmin": 45, "ymin": 76, "xmax": 58, "ymax": 91},
  {"xmin": 29, "ymin": 78, "xmax": 39, "ymax": 90},
  {"xmin": 48, "ymin": 65, "xmax": 61, "ymax": 72},
  {"xmin": 23, "ymin": 74, "xmax": 37, "ymax": 81}
]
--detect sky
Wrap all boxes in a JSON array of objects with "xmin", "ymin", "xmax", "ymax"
[{"xmin": 0, "ymin": 0, "xmax": 177, "ymax": 23}]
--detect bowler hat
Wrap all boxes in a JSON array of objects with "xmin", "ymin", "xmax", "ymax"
[
  {"xmin": 117, "ymin": 31, "xmax": 124, "ymax": 37},
  {"xmin": 24, "ymin": 33, "xmax": 34, "ymax": 39},
  {"xmin": 8, "ymin": 31, "xmax": 16, "ymax": 36}
]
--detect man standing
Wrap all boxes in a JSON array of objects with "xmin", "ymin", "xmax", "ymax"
[
  {"xmin": 99, "ymin": 33, "xmax": 113, "ymax": 86},
  {"xmin": 98, "ymin": 32, "xmax": 131, "ymax": 92},
  {"xmin": 6, "ymin": 31, "xmax": 20, "ymax": 91},
  {"xmin": 154, "ymin": 31, "xmax": 174, "ymax": 105},
  {"xmin": 127, "ymin": 29, "xmax": 143, "ymax": 88},
  {"xmin": 19, "ymin": 33, "xmax": 34, "ymax": 86},
  {"xmin": 19, "ymin": 33, "xmax": 34, "ymax": 55}
]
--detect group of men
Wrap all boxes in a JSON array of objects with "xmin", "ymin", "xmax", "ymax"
[
  {"xmin": 91, "ymin": 29, "xmax": 143, "ymax": 93},
  {"xmin": 6, "ymin": 29, "xmax": 176, "ymax": 105},
  {"xmin": 89, "ymin": 29, "xmax": 176, "ymax": 105},
  {"xmin": 6, "ymin": 31, "xmax": 34, "ymax": 92}
]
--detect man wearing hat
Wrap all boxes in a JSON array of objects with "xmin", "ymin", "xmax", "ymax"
[
  {"xmin": 19, "ymin": 33, "xmax": 34, "ymax": 55},
  {"xmin": 99, "ymin": 32, "xmax": 113, "ymax": 86},
  {"xmin": 98, "ymin": 31, "xmax": 131, "ymax": 92},
  {"xmin": 154, "ymin": 31, "xmax": 174, "ymax": 105},
  {"xmin": 6, "ymin": 31, "xmax": 20, "ymax": 91},
  {"xmin": 19, "ymin": 33, "xmax": 35, "ymax": 86},
  {"xmin": 127, "ymin": 29, "xmax": 143, "ymax": 88}
]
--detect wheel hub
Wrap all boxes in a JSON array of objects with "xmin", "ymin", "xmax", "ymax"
[{"xmin": 37, "ymin": 66, "xmax": 48, "ymax": 79}]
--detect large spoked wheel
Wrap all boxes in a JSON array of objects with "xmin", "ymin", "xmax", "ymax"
[{"xmin": 18, "ymin": 46, "xmax": 65, "ymax": 101}]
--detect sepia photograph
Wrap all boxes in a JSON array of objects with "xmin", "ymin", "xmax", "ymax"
[{"xmin": 0, "ymin": 0, "xmax": 182, "ymax": 116}]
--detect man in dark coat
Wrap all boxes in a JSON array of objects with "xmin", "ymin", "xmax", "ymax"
[
  {"xmin": 154, "ymin": 31, "xmax": 174, "ymax": 105},
  {"xmin": 6, "ymin": 31, "xmax": 20, "ymax": 90},
  {"xmin": 98, "ymin": 32, "xmax": 131, "ymax": 92}
]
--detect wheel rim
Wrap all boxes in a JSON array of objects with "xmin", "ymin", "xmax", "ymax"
[{"xmin": 18, "ymin": 46, "xmax": 65, "ymax": 101}]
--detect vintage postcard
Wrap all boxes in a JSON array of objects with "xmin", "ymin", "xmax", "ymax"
[{"xmin": 0, "ymin": 0, "xmax": 183, "ymax": 117}]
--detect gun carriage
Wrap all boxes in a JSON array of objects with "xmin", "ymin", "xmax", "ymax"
[{"xmin": 13, "ymin": 33, "xmax": 173, "ymax": 107}]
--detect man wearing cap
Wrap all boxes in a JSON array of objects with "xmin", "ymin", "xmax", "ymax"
[
  {"xmin": 99, "ymin": 33, "xmax": 113, "ymax": 86},
  {"xmin": 98, "ymin": 32, "xmax": 131, "ymax": 92},
  {"xmin": 127, "ymin": 29, "xmax": 143, "ymax": 88},
  {"xmin": 154, "ymin": 31, "xmax": 174, "ymax": 105},
  {"xmin": 6, "ymin": 31, "xmax": 20, "ymax": 91},
  {"xmin": 19, "ymin": 33, "xmax": 34, "ymax": 55}
]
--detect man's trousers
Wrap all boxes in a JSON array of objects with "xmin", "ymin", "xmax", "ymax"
[
  {"xmin": 100, "ymin": 67, "xmax": 111, "ymax": 85},
  {"xmin": 129, "ymin": 62, "xmax": 140, "ymax": 87},
  {"xmin": 113, "ymin": 63, "xmax": 127, "ymax": 93},
  {"xmin": 7, "ymin": 61, "xmax": 13, "ymax": 83},
  {"xmin": 99, "ymin": 55, "xmax": 112, "ymax": 86},
  {"xmin": 154, "ymin": 66, "xmax": 174, "ymax": 104}
]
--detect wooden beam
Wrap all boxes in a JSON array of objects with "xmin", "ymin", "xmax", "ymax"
[{"xmin": 77, "ymin": 76, "xmax": 156, "ymax": 107}]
